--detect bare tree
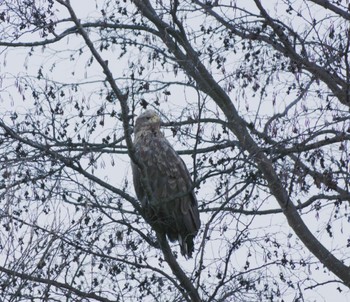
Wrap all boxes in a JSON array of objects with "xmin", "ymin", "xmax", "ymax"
[{"xmin": 0, "ymin": 0, "xmax": 349, "ymax": 301}]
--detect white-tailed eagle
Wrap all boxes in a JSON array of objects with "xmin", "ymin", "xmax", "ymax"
[{"xmin": 131, "ymin": 110, "xmax": 200, "ymax": 258}]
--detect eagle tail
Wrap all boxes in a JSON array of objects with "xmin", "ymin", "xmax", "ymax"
[{"xmin": 178, "ymin": 234, "xmax": 194, "ymax": 258}]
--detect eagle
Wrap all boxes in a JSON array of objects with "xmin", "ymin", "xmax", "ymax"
[{"xmin": 131, "ymin": 110, "xmax": 200, "ymax": 258}]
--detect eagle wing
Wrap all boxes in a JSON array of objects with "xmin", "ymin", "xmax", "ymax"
[{"xmin": 131, "ymin": 131, "xmax": 200, "ymax": 256}]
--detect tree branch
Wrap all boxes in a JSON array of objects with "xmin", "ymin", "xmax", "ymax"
[
  {"xmin": 133, "ymin": 0, "xmax": 350, "ymax": 287},
  {"xmin": 156, "ymin": 232, "xmax": 201, "ymax": 302},
  {"xmin": 308, "ymin": 0, "xmax": 350, "ymax": 20},
  {"xmin": 0, "ymin": 265, "xmax": 113, "ymax": 302}
]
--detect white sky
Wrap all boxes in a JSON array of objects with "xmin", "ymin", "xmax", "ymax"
[{"xmin": 1, "ymin": 0, "xmax": 350, "ymax": 301}]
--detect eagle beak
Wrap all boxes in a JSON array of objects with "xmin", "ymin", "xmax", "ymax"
[{"xmin": 151, "ymin": 115, "xmax": 160, "ymax": 123}]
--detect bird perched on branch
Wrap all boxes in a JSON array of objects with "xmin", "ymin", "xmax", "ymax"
[{"xmin": 131, "ymin": 110, "xmax": 200, "ymax": 258}]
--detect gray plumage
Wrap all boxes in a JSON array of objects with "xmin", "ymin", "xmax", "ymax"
[{"xmin": 131, "ymin": 110, "xmax": 200, "ymax": 258}]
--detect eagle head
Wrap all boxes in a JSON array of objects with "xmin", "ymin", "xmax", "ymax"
[{"xmin": 134, "ymin": 110, "xmax": 161, "ymax": 134}]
